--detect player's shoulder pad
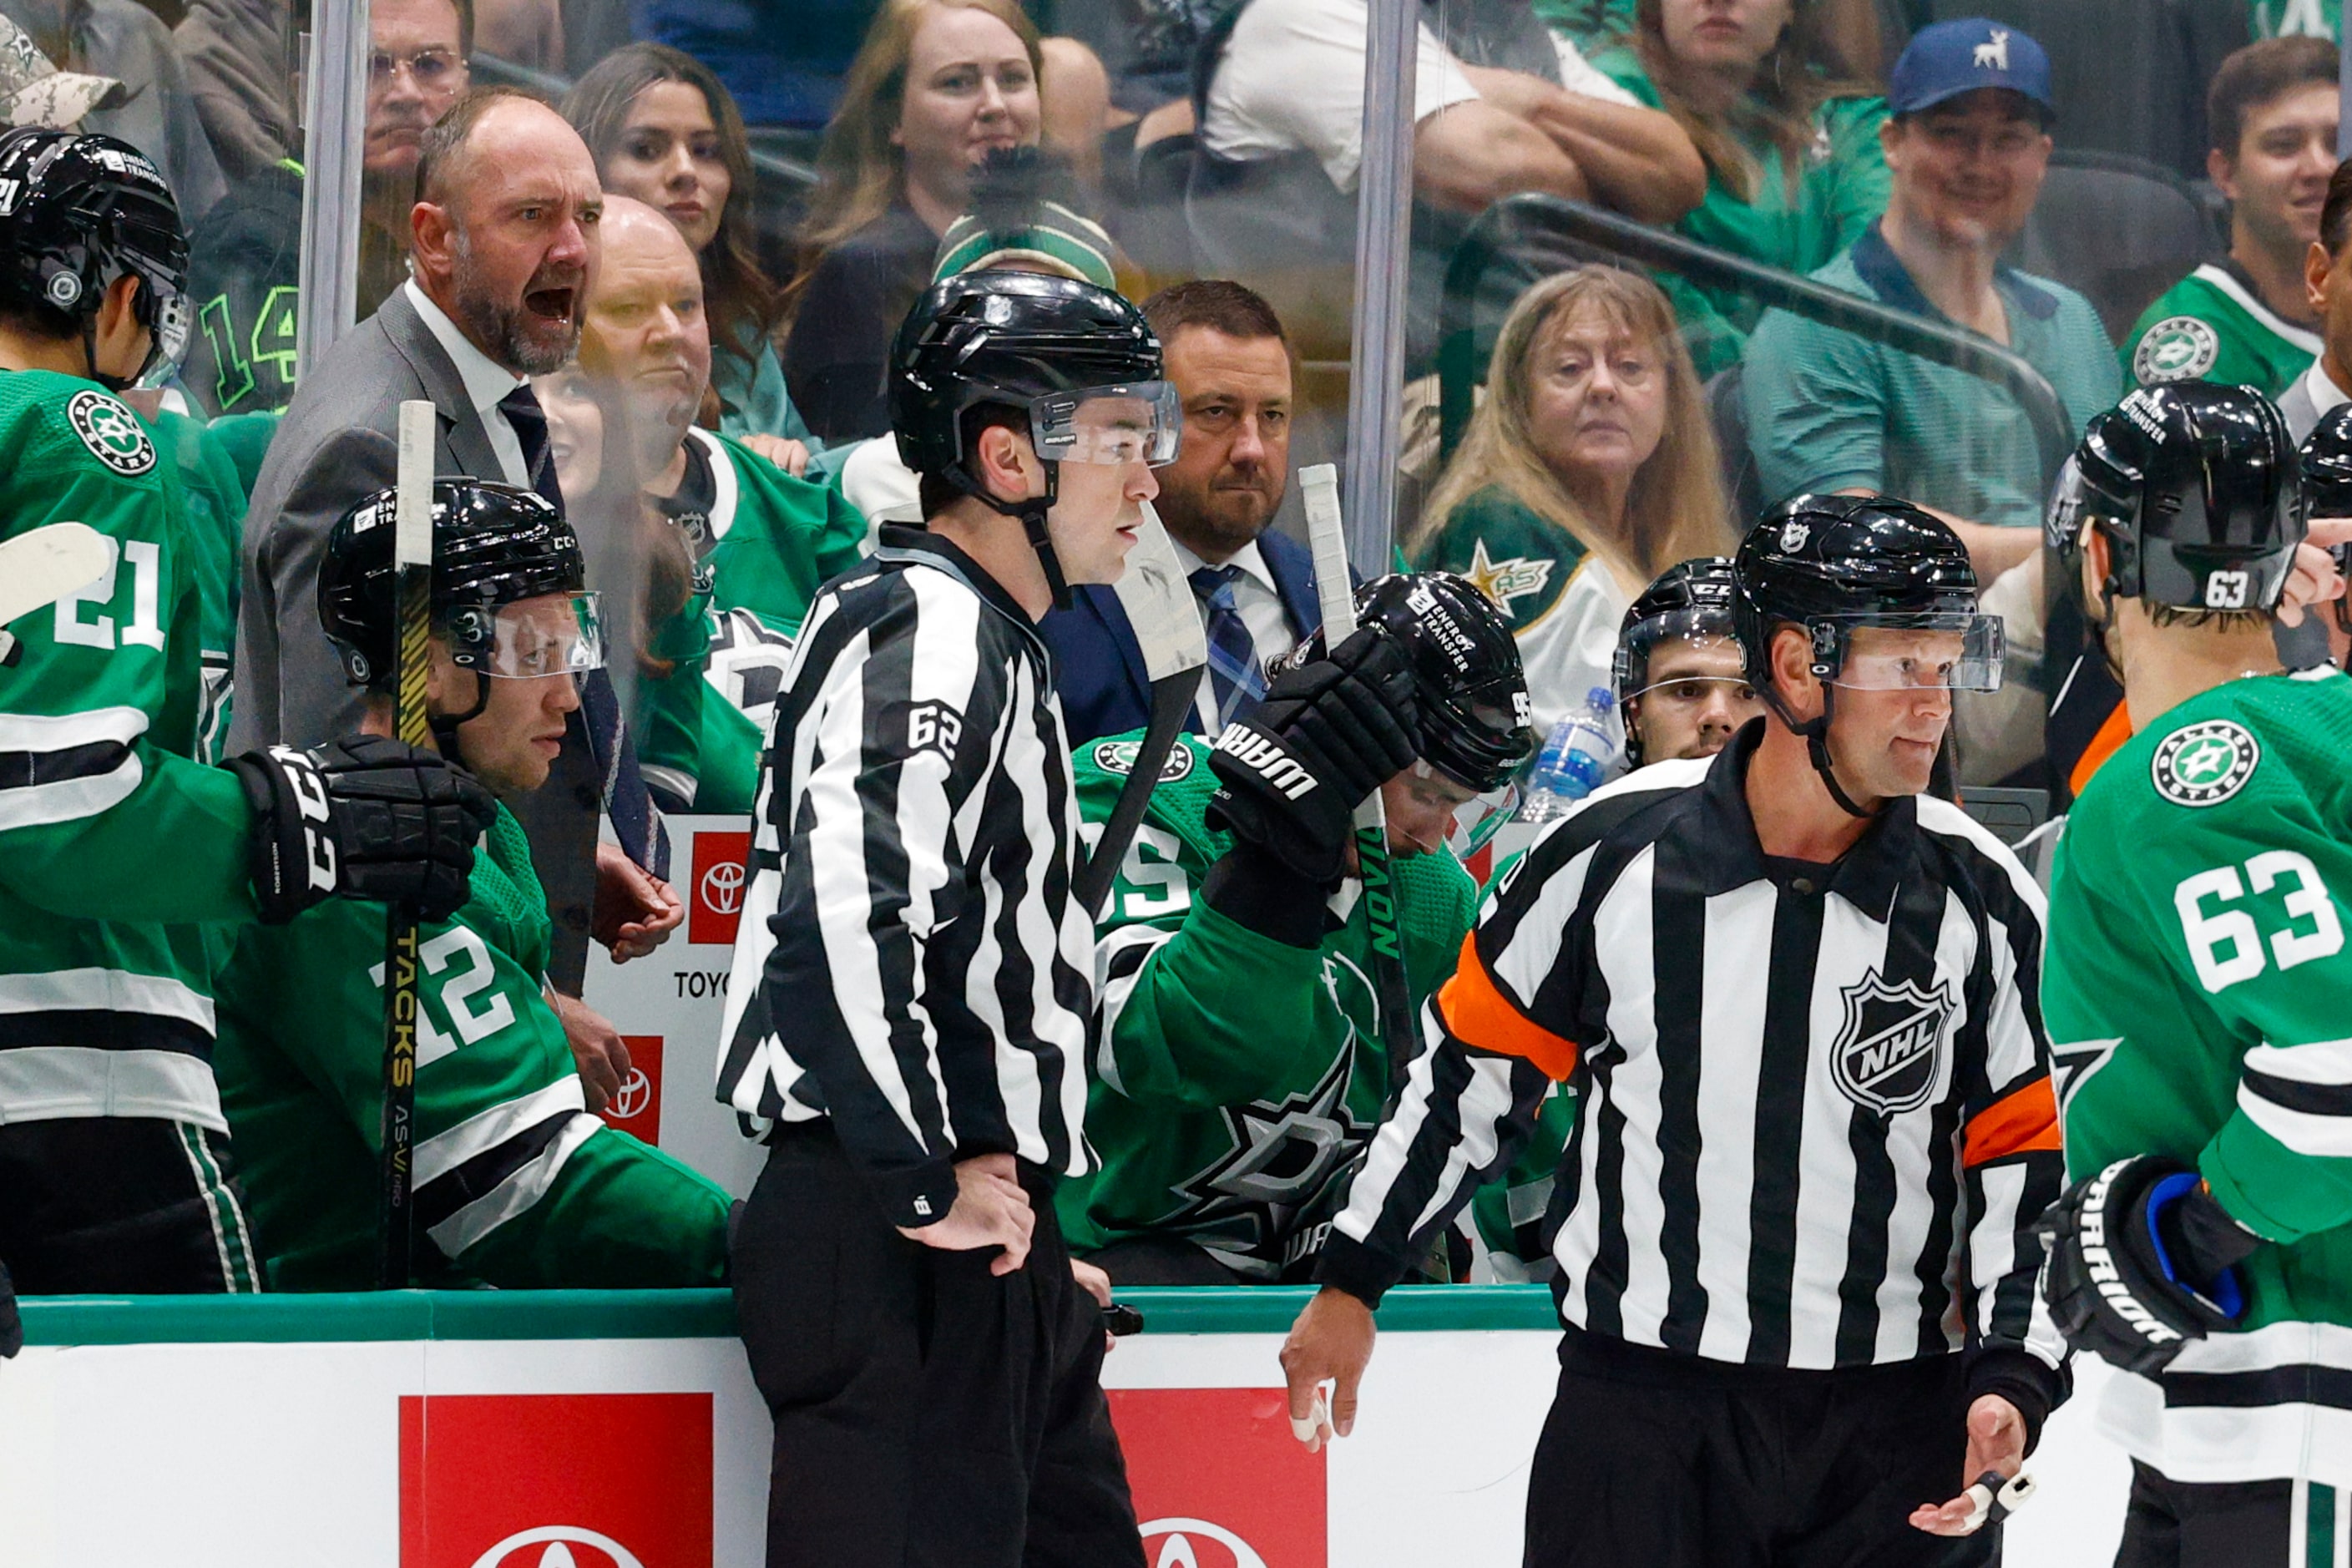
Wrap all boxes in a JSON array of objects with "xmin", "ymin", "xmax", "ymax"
[{"xmin": 0, "ymin": 372, "xmax": 159, "ymax": 482}]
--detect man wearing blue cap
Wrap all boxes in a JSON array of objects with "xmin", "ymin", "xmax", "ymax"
[{"xmin": 1743, "ymin": 18, "xmax": 2120, "ymax": 586}]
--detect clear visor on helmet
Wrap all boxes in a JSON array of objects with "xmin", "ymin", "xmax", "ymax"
[
  {"xmin": 1029, "ymin": 382, "xmax": 1183, "ymax": 467},
  {"xmin": 128, "ymin": 287, "xmax": 192, "ymax": 391},
  {"xmin": 1819, "ymin": 613, "xmax": 2005, "ymax": 692},
  {"xmin": 1397, "ymin": 757, "xmax": 1520, "ymax": 859},
  {"xmin": 1619, "ymin": 607, "xmax": 1745, "ymax": 702},
  {"xmin": 458, "ymin": 592, "xmax": 606, "ymax": 679}
]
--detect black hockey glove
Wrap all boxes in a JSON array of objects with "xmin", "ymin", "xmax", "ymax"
[
  {"xmin": 1205, "ymin": 628, "xmax": 1419, "ymax": 885},
  {"xmin": 0, "ymin": 1259, "xmax": 19, "ymax": 1358},
  {"xmin": 2036, "ymin": 1155, "xmax": 2262, "ymax": 1377},
  {"xmin": 228, "ymin": 735, "xmax": 498, "ymax": 925}
]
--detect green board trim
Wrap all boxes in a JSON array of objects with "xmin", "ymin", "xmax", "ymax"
[{"xmin": 18, "ymin": 1285, "xmax": 1557, "ymax": 1346}]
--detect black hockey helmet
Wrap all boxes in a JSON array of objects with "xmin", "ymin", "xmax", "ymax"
[
  {"xmin": 1282, "ymin": 572, "xmax": 1535, "ymax": 792},
  {"xmin": 320, "ymin": 478, "xmax": 598, "ymax": 701},
  {"xmin": 1733, "ymin": 493, "xmax": 1999, "ymax": 815},
  {"xmin": 889, "ymin": 268, "xmax": 1171, "ymax": 609},
  {"xmin": 2302, "ymin": 403, "xmax": 2352, "ymax": 518},
  {"xmin": 2056, "ymin": 382, "xmax": 2304, "ymax": 619},
  {"xmin": 0, "ymin": 128, "xmax": 189, "ymax": 390},
  {"xmin": 1615, "ymin": 556, "xmax": 1743, "ymax": 765}
]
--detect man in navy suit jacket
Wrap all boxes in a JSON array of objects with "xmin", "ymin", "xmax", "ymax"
[{"xmin": 1043, "ymin": 280, "xmax": 1319, "ymax": 742}]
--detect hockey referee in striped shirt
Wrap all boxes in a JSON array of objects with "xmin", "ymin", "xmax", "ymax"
[
  {"xmin": 1282, "ymin": 496, "xmax": 2070, "ymax": 1565},
  {"xmin": 718, "ymin": 270, "xmax": 1177, "ymax": 1567}
]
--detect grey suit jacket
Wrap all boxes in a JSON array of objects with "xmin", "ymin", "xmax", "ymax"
[
  {"xmin": 231, "ymin": 286, "xmax": 506, "ymax": 753},
  {"xmin": 2277, "ymin": 365, "xmax": 2336, "ymax": 446},
  {"xmin": 232, "ymin": 288, "xmax": 610, "ymax": 989}
]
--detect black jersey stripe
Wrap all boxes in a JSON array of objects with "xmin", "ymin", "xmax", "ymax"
[
  {"xmin": 1744, "ymin": 881, "xmax": 1826, "ymax": 1365},
  {"xmin": 0, "ymin": 736, "xmax": 134, "ymax": 792},
  {"xmin": 0, "ymin": 1009, "xmax": 214, "ymax": 1055},
  {"xmin": 2241, "ymin": 1068, "xmax": 2352, "ymax": 1118},
  {"xmin": 1650, "ymin": 830, "xmax": 1710, "ymax": 1356},
  {"xmin": 414, "ymin": 1109, "xmax": 578, "ymax": 1230}
]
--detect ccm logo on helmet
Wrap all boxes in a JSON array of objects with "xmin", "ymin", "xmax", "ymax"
[
  {"xmin": 2078, "ymin": 1159, "xmax": 2184, "ymax": 1348},
  {"xmin": 1214, "ymin": 727, "xmax": 1317, "ymax": 800}
]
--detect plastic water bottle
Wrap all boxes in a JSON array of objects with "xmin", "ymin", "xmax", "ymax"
[{"xmin": 1516, "ymin": 688, "xmax": 1622, "ymax": 823}]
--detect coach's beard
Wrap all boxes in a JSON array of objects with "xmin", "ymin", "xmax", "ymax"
[{"xmin": 451, "ymin": 238, "xmax": 584, "ymax": 377}]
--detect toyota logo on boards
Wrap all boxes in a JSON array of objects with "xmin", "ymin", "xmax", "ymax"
[
  {"xmin": 470, "ymin": 1525, "xmax": 645, "ymax": 1568},
  {"xmin": 687, "ymin": 830, "xmax": 751, "ymax": 944},
  {"xmin": 1141, "ymin": 1518, "xmax": 1270, "ymax": 1568}
]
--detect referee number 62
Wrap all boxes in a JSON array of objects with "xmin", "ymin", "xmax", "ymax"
[{"xmin": 2174, "ymin": 851, "xmax": 2344, "ymax": 994}]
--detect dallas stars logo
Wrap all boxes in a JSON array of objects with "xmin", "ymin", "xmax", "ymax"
[
  {"xmin": 1461, "ymin": 538, "xmax": 1553, "ymax": 621},
  {"xmin": 2152, "ymin": 720, "xmax": 2259, "ymax": 807}
]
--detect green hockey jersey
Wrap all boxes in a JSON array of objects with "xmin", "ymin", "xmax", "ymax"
[
  {"xmin": 0, "ymin": 370, "xmax": 259, "ymax": 1131},
  {"xmin": 1057, "ymin": 731, "xmax": 1570, "ymax": 1282},
  {"xmin": 2122, "ymin": 260, "xmax": 2320, "ymax": 397},
  {"xmin": 2046, "ymin": 666, "xmax": 2352, "ymax": 1484},
  {"xmin": 215, "ymin": 802, "xmax": 732, "ymax": 1290},
  {"xmin": 638, "ymin": 428, "xmax": 867, "ymax": 813},
  {"xmin": 148, "ymin": 406, "xmax": 248, "ymax": 762}
]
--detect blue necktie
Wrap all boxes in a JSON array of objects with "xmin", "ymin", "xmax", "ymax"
[
  {"xmin": 499, "ymin": 384, "xmax": 670, "ymax": 881},
  {"xmin": 1190, "ymin": 564, "xmax": 1267, "ymax": 731}
]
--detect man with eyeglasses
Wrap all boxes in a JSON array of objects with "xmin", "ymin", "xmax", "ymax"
[
  {"xmin": 1743, "ymin": 18, "xmax": 2120, "ymax": 587},
  {"xmin": 1281, "ymin": 496, "xmax": 2068, "ymax": 1565},
  {"xmin": 1616, "ymin": 556, "xmax": 1766, "ymax": 767},
  {"xmin": 182, "ymin": 0, "xmax": 473, "ymax": 417}
]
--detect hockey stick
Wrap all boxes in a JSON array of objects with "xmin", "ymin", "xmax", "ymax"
[
  {"xmin": 1299, "ymin": 464, "xmax": 1416, "ymax": 1102},
  {"xmin": 1072, "ymin": 500, "xmax": 1208, "ymax": 921},
  {"xmin": 377, "ymin": 400, "xmax": 434, "ymax": 1289},
  {"xmin": 0, "ymin": 521, "xmax": 111, "ymax": 665}
]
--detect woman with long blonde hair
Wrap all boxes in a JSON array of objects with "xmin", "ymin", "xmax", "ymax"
[
  {"xmin": 779, "ymin": 0, "xmax": 1044, "ymax": 442},
  {"xmin": 1412, "ymin": 266, "xmax": 1735, "ymax": 734}
]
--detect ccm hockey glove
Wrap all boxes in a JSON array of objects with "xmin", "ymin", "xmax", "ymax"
[
  {"xmin": 1206, "ymin": 627, "xmax": 1419, "ymax": 885},
  {"xmin": 228, "ymin": 735, "xmax": 498, "ymax": 924},
  {"xmin": 2036, "ymin": 1155, "xmax": 2261, "ymax": 1376}
]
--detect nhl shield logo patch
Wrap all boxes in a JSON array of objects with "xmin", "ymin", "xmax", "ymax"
[
  {"xmin": 1832, "ymin": 969, "xmax": 1952, "ymax": 1115},
  {"xmin": 2151, "ymin": 720, "xmax": 2258, "ymax": 807}
]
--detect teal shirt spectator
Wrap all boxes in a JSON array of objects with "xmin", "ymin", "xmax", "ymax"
[
  {"xmin": 1592, "ymin": 47, "xmax": 1889, "ymax": 377},
  {"xmin": 1533, "ymin": 0, "xmax": 1633, "ymax": 48},
  {"xmin": 1742, "ymin": 220, "xmax": 2121, "ymax": 532},
  {"xmin": 712, "ymin": 317, "xmax": 847, "ymax": 484}
]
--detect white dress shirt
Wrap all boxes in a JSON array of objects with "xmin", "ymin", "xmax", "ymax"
[
  {"xmin": 1174, "ymin": 535, "xmax": 1296, "ymax": 730},
  {"xmin": 404, "ymin": 279, "xmax": 530, "ymax": 488}
]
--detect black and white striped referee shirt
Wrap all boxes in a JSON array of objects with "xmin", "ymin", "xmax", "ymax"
[
  {"xmin": 715, "ymin": 526, "xmax": 1096, "ymax": 1227},
  {"xmin": 1318, "ymin": 728, "xmax": 2068, "ymax": 1380}
]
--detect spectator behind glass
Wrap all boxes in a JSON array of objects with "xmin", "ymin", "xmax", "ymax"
[
  {"xmin": 180, "ymin": 0, "xmax": 471, "ymax": 417},
  {"xmin": 564, "ymin": 43, "xmax": 832, "ymax": 476},
  {"xmin": 6, "ymin": 0, "xmax": 225, "ymax": 219},
  {"xmin": 1588, "ymin": 0, "xmax": 1890, "ymax": 376},
  {"xmin": 2125, "ymin": 37, "xmax": 2334, "ymax": 397},
  {"xmin": 1742, "ymin": 18, "xmax": 2120, "ymax": 584},
  {"xmin": 779, "ymin": 0, "xmax": 1048, "ymax": 442},
  {"xmin": 2281, "ymin": 159, "xmax": 2352, "ymax": 439},
  {"xmin": 1410, "ymin": 266, "xmax": 1733, "ymax": 733}
]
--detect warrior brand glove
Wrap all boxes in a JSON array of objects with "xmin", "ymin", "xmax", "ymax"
[
  {"xmin": 2036, "ymin": 1155, "xmax": 2262, "ymax": 1377},
  {"xmin": 1206, "ymin": 628, "xmax": 1419, "ymax": 884},
  {"xmin": 228, "ymin": 735, "xmax": 498, "ymax": 924}
]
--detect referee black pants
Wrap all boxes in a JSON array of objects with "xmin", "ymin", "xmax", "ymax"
[
  {"xmin": 732, "ymin": 1125, "xmax": 1145, "ymax": 1568},
  {"xmin": 1522, "ymin": 1328, "xmax": 1998, "ymax": 1568},
  {"xmin": 0, "ymin": 1117, "xmax": 259, "ymax": 1293}
]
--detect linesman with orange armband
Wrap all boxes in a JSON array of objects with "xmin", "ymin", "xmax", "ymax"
[{"xmin": 1279, "ymin": 496, "xmax": 2070, "ymax": 1567}]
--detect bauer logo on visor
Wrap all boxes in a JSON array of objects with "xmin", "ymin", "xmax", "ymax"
[{"xmin": 1029, "ymin": 382, "xmax": 1182, "ymax": 467}]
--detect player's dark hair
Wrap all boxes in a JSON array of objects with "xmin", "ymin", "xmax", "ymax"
[
  {"xmin": 917, "ymin": 405, "xmax": 1031, "ymax": 520},
  {"xmin": 414, "ymin": 83, "xmax": 550, "ymax": 207},
  {"xmin": 2321, "ymin": 157, "xmax": 2352, "ymax": 255},
  {"xmin": 2208, "ymin": 36, "xmax": 2337, "ymax": 162},
  {"xmin": 1141, "ymin": 278, "xmax": 1288, "ymax": 352},
  {"xmin": 2147, "ymin": 603, "xmax": 2273, "ymax": 633}
]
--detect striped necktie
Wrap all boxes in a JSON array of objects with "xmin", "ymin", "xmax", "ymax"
[{"xmin": 1189, "ymin": 564, "xmax": 1267, "ymax": 731}]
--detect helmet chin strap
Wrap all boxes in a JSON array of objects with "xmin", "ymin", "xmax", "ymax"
[
  {"xmin": 1763, "ymin": 665, "xmax": 1879, "ymax": 821},
  {"xmin": 959, "ymin": 459, "xmax": 1070, "ymax": 612},
  {"xmin": 427, "ymin": 666, "xmax": 492, "ymax": 761},
  {"xmin": 80, "ymin": 321, "xmax": 132, "ymax": 394}
]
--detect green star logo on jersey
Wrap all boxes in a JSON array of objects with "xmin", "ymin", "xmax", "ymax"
[
  {"xmin": 2132, "ymin": 316, "xmax": 2220, "ymax": 385},
  {"xmin": 65, "ymin": 389, "xmax": 154, "ymax": 476},
  {"xmin": 2152, "ymin": 720, "xmax": 2260, "ymax": 807},
  {"xmin": 1092, "ymin": 739, "xmax": 1194, "ymax": 781},
  {"xmin": 1461, "ymin": 538, "xmax": 1553, "ymax": 621}
]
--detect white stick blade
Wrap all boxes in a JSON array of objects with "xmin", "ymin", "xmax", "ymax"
[
  {"xmin": 0, "ymin": 520, "xmax": 110, "ymax": 627},
  {"xmin": 1298, "ymin": 463, "xmax": 1356, "ymax": 640},
  {"xmin": 394, "ymin": 400, "xmax": 435, "ymax": 569},
  {"xmin": 1110, "ymin": 500, "xmax": 1209, "ymax": 682}
]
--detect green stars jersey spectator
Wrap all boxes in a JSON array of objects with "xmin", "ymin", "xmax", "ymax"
[
  {"xmin": 180, "ymin": 159, "xmax": 301, "ymax": 417},
  {"xmin": 637, "ymin": 427, "xmax": 868, "ymax": 814},
  {"xmin": 2125, "ymin": 261, "xmax": 2321, "ymax": 397},
  {"xmin": 215, "ymin": 801, "xmax": 732, "ymax": 1288},
  {"xmin": 1058, "ymin": 730, "xmax": 1569, "ymax": 1282}
]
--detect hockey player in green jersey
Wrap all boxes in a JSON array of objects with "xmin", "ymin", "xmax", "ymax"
[
  {"xmin": 1060, "ymin": 572, "xmax": 1550, "ymax": 1284},
  {"xmin": 215, "ymin": 478, "xmax": 732, "ymax": 1291},
  {"xmin": 0, "ymin": 128, "xmax": 493, "ymax": 1295},
  {"xmin": 2037, "ymin": 381, "xmax": 2352, "ymax": 1563}
]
